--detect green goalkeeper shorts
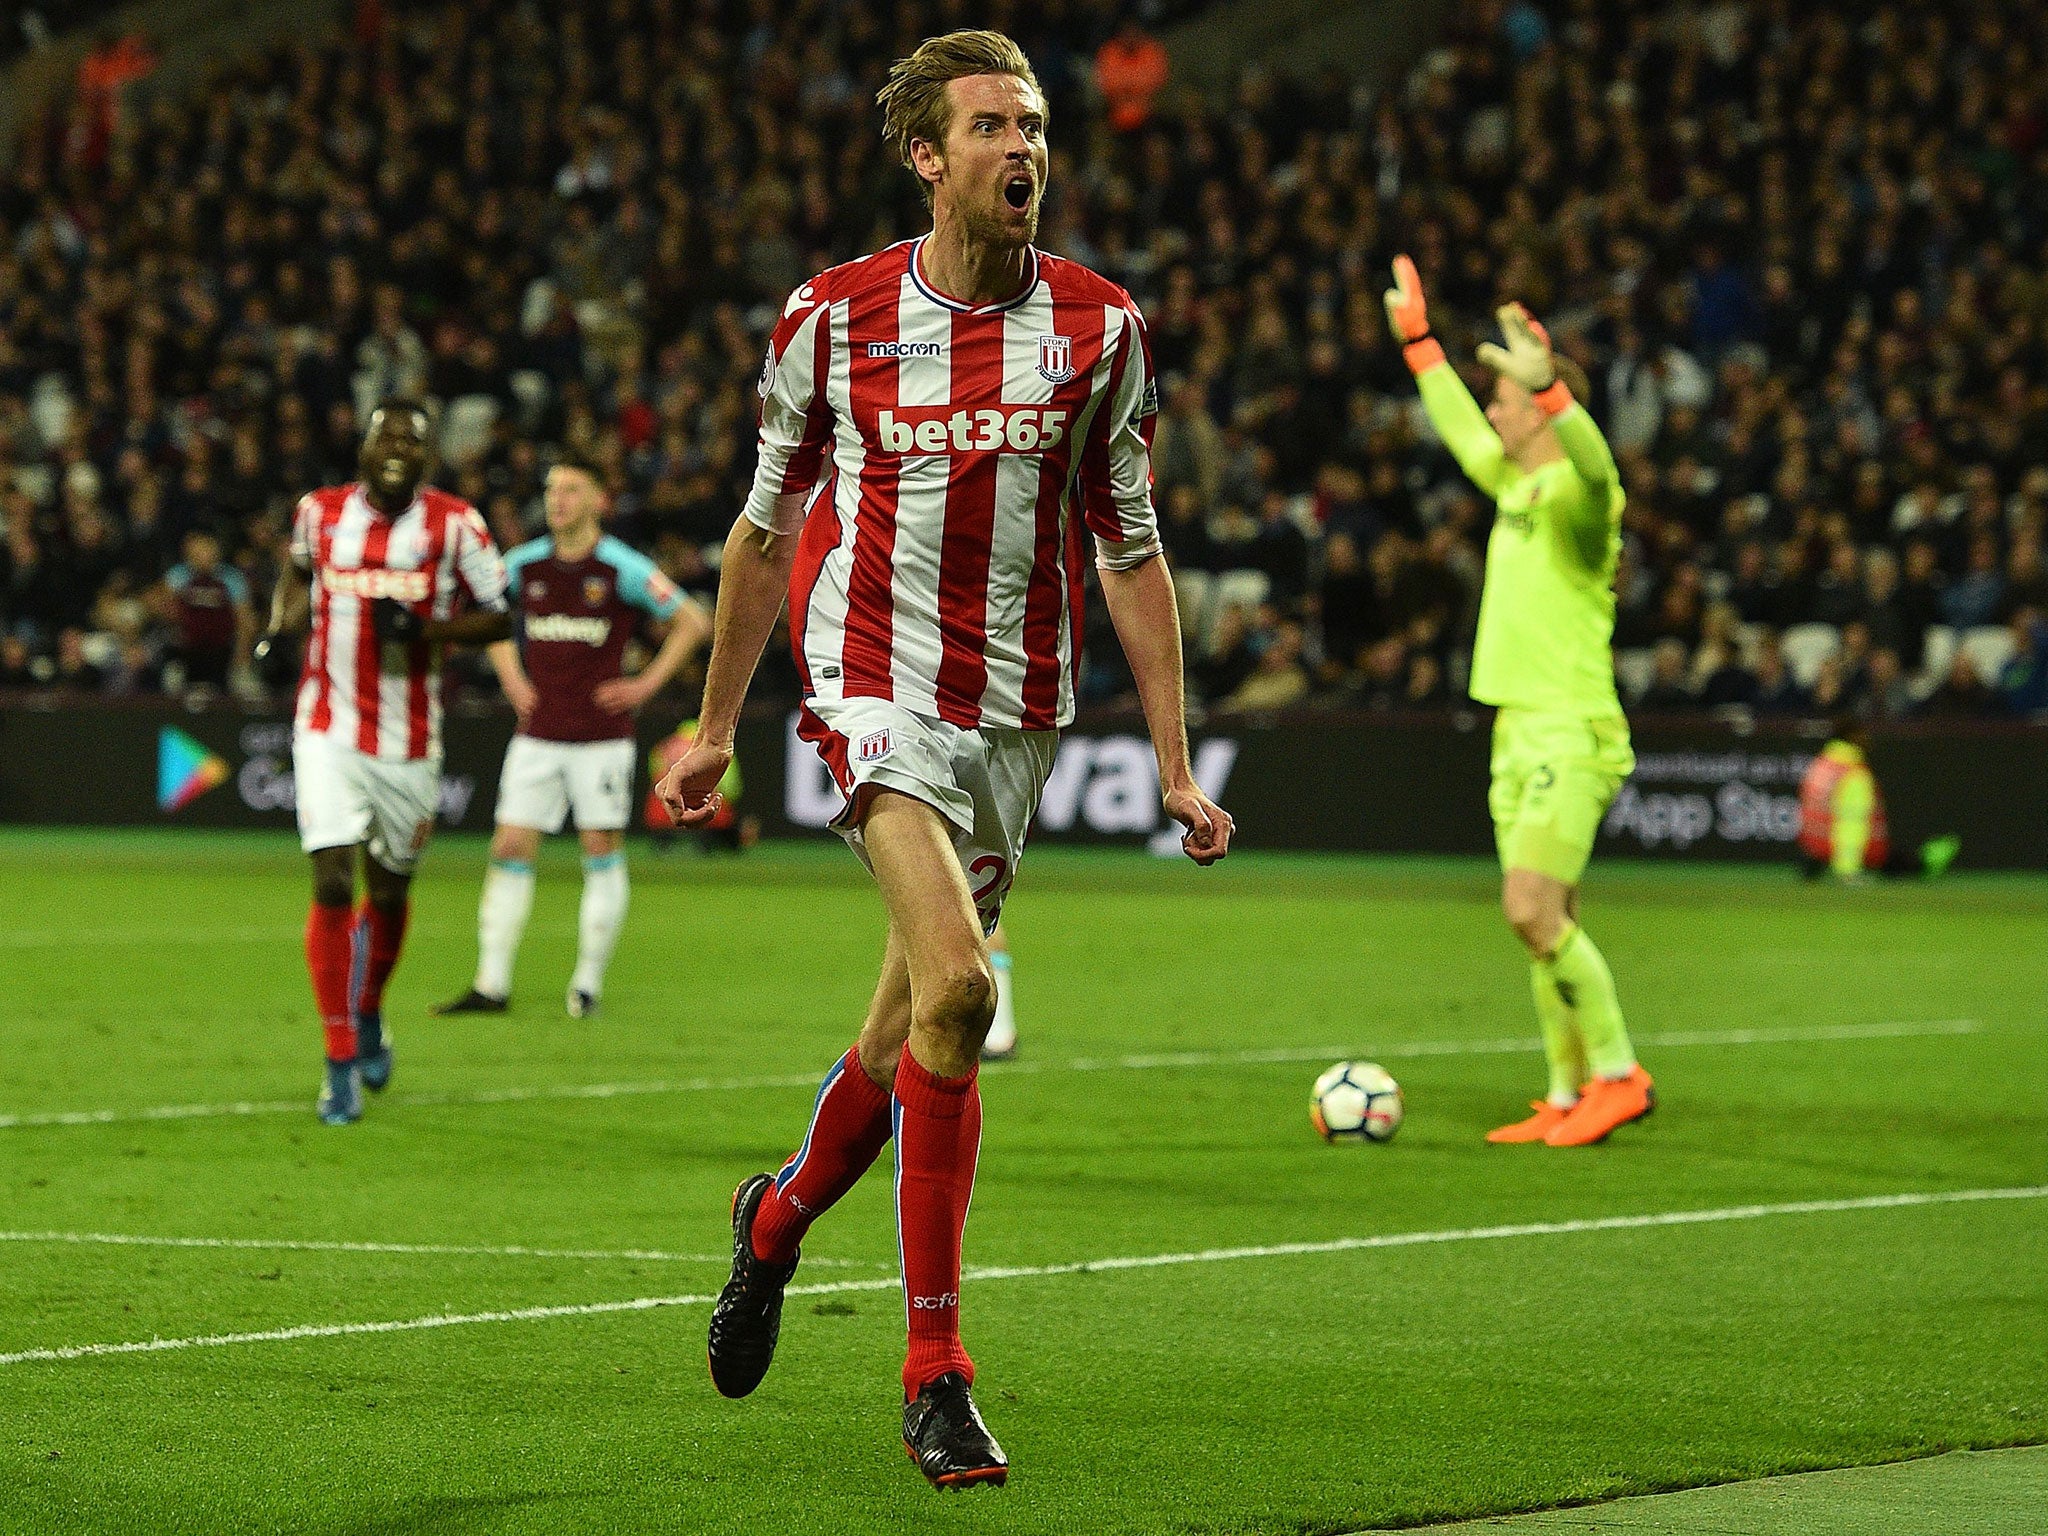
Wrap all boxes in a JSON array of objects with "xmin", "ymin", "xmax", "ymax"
[{"xmin": 1488, "ymin": 708, "xmax": 1635, "ymax": 884}]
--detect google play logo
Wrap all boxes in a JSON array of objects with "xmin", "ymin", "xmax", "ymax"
[{"xmin": 158, "ymin": 727, "xmax": 230, "ymax": 812}]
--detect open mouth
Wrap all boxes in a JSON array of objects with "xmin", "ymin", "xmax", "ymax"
[{"xmin": 1004, "ymin": 175, "xmax": 1033, "ymax": 211}]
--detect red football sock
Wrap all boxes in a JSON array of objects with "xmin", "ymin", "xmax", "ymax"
[
  {"xmin": 351, "ymin": 899, "xmax": 409, "ymax": 1015},
  {"xmin": 752, "ymin": 1045, "xmax": 893, "ymax": 1264},
  {"xmin": 893, "ymin": 1044, "xmax": 981, "ymax": 1400},
  {"xmin": 306, "ymin": 901, "xmax": 356, "ymax": 1062}
]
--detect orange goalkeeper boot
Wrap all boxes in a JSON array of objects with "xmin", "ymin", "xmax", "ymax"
[
  {"xmin": 1544, "ymin": 1066, "xmax": 1655, "ymax": 1146},
  {"xmin": 1486, "ymin": 1100, "xmax": 1575, "ymax": 1143}
]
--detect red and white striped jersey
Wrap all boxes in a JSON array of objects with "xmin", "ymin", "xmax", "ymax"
[
  {"xmin": 290, "ymin": 483, "xmax": 509, "ymax": 761},
  {"xmin": 746, "ymin": 238, "xmax": 1162, "ymax": 732}
]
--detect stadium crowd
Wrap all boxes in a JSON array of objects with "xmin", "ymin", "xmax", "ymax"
[{"xmin": 1, "ymin": 0, "xmax": 2045, "ymax": 721}]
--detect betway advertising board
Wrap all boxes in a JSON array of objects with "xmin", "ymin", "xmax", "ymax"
[{"xmin": 1, "ymin": 701, "xmax": 2040, "ymax": 867}]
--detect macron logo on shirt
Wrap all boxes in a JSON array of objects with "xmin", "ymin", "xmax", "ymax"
[{"xmin": 867, "ymin": 341, "xmax": 944, "ymax": 359}]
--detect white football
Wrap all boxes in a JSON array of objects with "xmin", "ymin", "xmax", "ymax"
[{"xmin": 1311, "ymin": 1061, "xmax": 1404, "ymax": 1143}]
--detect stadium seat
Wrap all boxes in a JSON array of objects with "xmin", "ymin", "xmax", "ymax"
[
  {"xmin": 509, "ymin": 371, "xmax": 553, "ymax": 433},
  {"xmin": 1615, "ymin": 647, "xmax": 1656, "ymax": 702},
  {"xmin": 1914, "ymin": 626, "xmax": 1957, "ymax": 700},
  {"xmin": 1959, "ymin": 625, "xmax": 2017, "ymax": 686},
  {"xmin": 1780, "ymin": 624, "xmax": 1841, "ymax": 689},
  {"xmin": 1211, "ymin": 569, "xmax": 1271, "ymax": 620},
  {"xmin": 440, "ymin": 395, "xmax": 501, "ymax": 468}
]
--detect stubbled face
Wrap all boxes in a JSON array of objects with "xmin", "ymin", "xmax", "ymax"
[
  {"xmin": 921, "ymin": 72, "xmax": 1049, "ymax": 248},
  {"xmin": 358, "ymin": 407, "xmax": 429, "ymax": 505},
  {"xmin": 1487, "ymin": 377, "xmax": 1546, "ymax": 457},
  {"xmin": 544, "ymin": 466, "xmax": 606, "ymax": 539}
]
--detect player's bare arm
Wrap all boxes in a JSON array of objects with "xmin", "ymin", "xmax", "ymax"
[
  {"xmin": 593, "ymin": 598, "xmax": 711, "ymax": 715},
  {"xmin": 410, "ymin": 605, "xmax": 512, "ymax": 647},
  {"xmin": 253, "ymin": 561, "xmax": 308, "ymax": 685},
  {"xmin": 487, "ymin": 639, "xmax": 537, "ymax": 726},
  {"xmin": 263, "ymin": 561, "xmax": 309, "ymax": 639},
  {"xmin": 656, "ymin": 516, "xmax": 799, "ymax": 825},
  {"xmin": 1099, "ymin": 553, "xmax": 1233, "ymax": 864}
]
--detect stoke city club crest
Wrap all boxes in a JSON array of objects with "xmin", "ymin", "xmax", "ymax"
[{"xmin": 1037, "ymin": 334, "xmax": 1074, "ymax": 384}]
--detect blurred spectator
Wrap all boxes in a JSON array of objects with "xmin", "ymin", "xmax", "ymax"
[
  {"xmin": 1637, "ymin": 639, "xmax": 1694, "ymax": 713},
  {"xmin": 156, "ymin": 529, "xmax": 254, "ymax": 694},
  {"xmin": 1921, "ymin": 651, "xmax": 1997, "ymax": 719},
  {"xmin": 1941, "ymin": 536, "xmax": 2007, "ymax": 630},
  {"xmin": 1096, "ymin": 21, "xmax": 1169, "ymax": 134},
  {"xmin": 1998, "ymin": 610, "xmax": 2048, "ymax": 717},
  {"xmin": 1860, "ymin": 648, "xmax": 1915, "ymax": 722},
  {"xmin": 72, "ymin": 30, "xmax": 158, "ymax": 170},
  {"xmin": 0, "ymin": 0, "xmax": 2041, "ymax": 731},
  {"xmin": 1748, "ymin": 633, "xmax": 1808, "ymax": 717},
  {"xmin": 1218, "ymin": 618, "xmax": 1308, "ymax": 714}
]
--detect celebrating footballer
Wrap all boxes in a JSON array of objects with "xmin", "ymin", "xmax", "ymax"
[{"xmin": 656, "ymin": 29, "xmax": 1232, "ymax": 1489}]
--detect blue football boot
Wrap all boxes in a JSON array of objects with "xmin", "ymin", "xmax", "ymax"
[
  {"xmin": 318, "ymin": 1059, "xmax": 363, "ymax": 1125},
  {"xmin": 355, "ymin": 1012, "xmax": 393, "ymax": 1091}
]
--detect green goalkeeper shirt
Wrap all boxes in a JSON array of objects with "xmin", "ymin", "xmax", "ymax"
[{"xmin": 1416, "ymin": 363, "xmax": 1625, "ymax": 717}]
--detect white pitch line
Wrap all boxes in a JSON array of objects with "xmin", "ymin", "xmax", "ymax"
[
  {"xmin": 0, "ymin": 1020, "xmax": 1984, "ymax": 1131},
  {"xmin": 0, "ymin": 1231, "xmax": 881, "ymax": 1267},
  {"xmin": 3, "ymin": 1184, "xmax": 2040, "ymax": 1369}
]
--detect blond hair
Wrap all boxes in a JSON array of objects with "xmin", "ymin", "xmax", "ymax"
[{"xmin": 877, "ymin": 30, "xmax": 1043, "ymax": 209}]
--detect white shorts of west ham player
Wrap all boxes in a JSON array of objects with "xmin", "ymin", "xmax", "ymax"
[
  {"xmin": 807, "ymin": 697, "xmax": 1057, "ymax": 937},
  {"xmin": 494, "ymin": 734, "xmax": 636, "ymax": 834},
  {"xmin": 293, "ymin": 729, "xmax": 442, "ymax": 874}
]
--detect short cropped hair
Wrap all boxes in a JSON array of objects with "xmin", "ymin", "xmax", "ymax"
[
  {"xmin": 550, "ymin": 448, "xmax": 605, "ymax": 486},
  {"xmin": 878, "ymin": 30, "xmax": 1043, "ymax": 210}
]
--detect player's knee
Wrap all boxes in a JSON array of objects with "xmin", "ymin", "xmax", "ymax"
[
  {"xmin": 492, "ymin": 827, "xmax": 539, "ymax": 863},
  {"xmin": 1501, "ymin": 885, "xmax": 1558, "ymax": 953},
  {"xmin": 310, "ymin": 851, "xmax": 354, "ymax": 909},
  {"xmin": 916, "ymin": 958, "xmax": 996, "ymax": 1039}
]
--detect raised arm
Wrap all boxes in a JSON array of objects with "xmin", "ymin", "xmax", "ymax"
[
  {"xmin": 1415, "ymin": 365, "xmax": 1511, "ymax": 499},
  {"xmin": 1384, "ymin": 256, "xmax": 1508, "ymax": 497},
  {"xmin": 1478, "ymin": 301, "xmax": 1620, "ymax": 569},
  {"xmin": 1549, "ymin": 403, "xmax": 1623, "ymax": 569}
]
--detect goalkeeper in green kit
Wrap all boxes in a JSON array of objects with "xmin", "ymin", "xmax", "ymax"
[{"xmin": 1385, "ymin": 255, "xmax": 1654, "ymax": 1147}]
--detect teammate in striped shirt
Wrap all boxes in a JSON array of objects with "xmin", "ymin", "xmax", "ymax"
[
  {"xmin": 259, "ymin": 401, "xmax": 511, "ymax": 1125},
  {"xmin": 656, "ymin": 30, "xmax": 1232, "ymax": 1488}
]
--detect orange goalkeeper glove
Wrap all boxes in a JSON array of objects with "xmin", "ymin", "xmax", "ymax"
[
  {"xmin": 1383, "ymin": 255, "xmax": 1445, "ymax": 372},
  {"xmin": 1477, "ymin": 302, "xmax": 1574, "ymax": 415}
]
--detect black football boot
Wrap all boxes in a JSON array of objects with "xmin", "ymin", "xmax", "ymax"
[
  {"xmin": 903, "ymin": 1372, "xmax": 1008, "ymax": 1489},
  {"xmin": 706, "ymin": 1173, "xmax": 799, "ymax": 1398}
]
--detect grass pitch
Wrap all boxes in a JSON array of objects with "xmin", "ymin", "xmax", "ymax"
[{"xmin": 1, "ymin": 829, "xmax": 2043, "ymax": 1534}]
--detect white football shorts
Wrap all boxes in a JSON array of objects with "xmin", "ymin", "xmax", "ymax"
[
  {"xmin": 800, "ymin": 696, "xmax": 1056, "ymax": 936},
  {"xmin": 293, "ymin": 729, "xmax": 442, "ymax": 874},
  {"xmin": 494, "ymin": 734, "xmax": 637, "ymax": 834}
]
